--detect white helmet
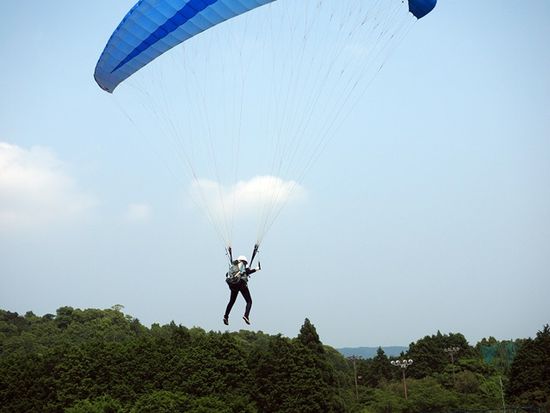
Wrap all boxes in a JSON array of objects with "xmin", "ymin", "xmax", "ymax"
[{"xmin": 237, "ymin": 255, "xmax": 248, "ymax": 263}]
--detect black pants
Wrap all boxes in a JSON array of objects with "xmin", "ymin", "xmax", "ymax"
[{"xmin": 224, "ymin": 280, "xmax": 252, "ymax": 318}]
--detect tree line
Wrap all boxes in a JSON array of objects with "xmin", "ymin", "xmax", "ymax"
[{"xmin": 0, "ymin": 307, "xmax": 548, "ymax": 412}]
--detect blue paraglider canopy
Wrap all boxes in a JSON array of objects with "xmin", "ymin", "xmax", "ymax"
[{"xmin": 94, "ymin": 0, "xmax": 437, "ymax": 94}]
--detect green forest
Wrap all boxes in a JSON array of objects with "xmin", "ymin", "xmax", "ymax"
[{"xmin": 1, "ymin": 307, "xmax": 548, "ymax": 413}]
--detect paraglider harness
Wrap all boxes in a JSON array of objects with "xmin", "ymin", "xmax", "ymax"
[{"xmin": 225, "ymin": 245, "xmax": 259, "ymax": 286}]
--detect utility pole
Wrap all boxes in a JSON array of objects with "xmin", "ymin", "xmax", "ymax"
[
  {"xmin": 499, "ymin": 376, "xmax": 506, "ymax": 413},
  {"xmin": 349, "ymin": 356, "xmax": 360, "ymax": 401},
  {"xmin": 444, "ymin": 346, "xmax": 460, "ymax": 385},
  {"xmin": 391, "ymin": 359, "xmax": 413, "ymax": 400}
]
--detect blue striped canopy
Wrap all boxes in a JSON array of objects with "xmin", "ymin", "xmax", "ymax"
[
  {"xmin": 94, "ymin": 0, "xmax": 275, "ymax": 93},
  {"xmin": 94, "ymin": 0, "xmax": 436, "ymax": 93}
]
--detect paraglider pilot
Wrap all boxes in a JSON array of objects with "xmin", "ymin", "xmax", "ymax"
[{"xmin": 224, "ymin": 246, "xmax": 261, "ymax": 325}]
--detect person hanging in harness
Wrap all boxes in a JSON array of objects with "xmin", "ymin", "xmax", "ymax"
[{"xmin": 224, "ymin": 246, "xmax": 261, "ymax": 325}]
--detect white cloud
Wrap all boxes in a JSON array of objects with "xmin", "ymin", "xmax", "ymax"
[
  {"xmin": 125, "ymin": 203, "xmax": 152, "ymax": 222},
  {"xmin": 190, "ymin": 175, "xmax": 306, "ymax": 221},
  {"xmin": 0, "ymin": 142, "xmax": 96, "ymax": 230}
]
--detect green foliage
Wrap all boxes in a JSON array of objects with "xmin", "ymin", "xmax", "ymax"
[
  {"xmin": 250, "ymin": 333, "xmax": 343, "ymax": 412},
  {"xmin": 406, "ymin": 377, "xmax": 459, "ymax": 412},
  {"xmin": 297, "ymin": 318, "xmax": 324, "ymax": 354},
  {"xmin": 359, "ymin": 347, "xmax": 393, "ymax": 388},
  {"xmin": 130, "ymin": 390, "xmax": 191, "ymax": 412},
  {"xmin": 187, "ymin": 396, "xmax": 232, "ymax": 413},
  {"xmin": 0, "ymin": 309, "xmax": 345, "ymax": 413},
  {"xmin": 506, "ymin": 324, "xmax": 550, "ymax": 407},
  {"xmin": 0, "ymin": 308, "xmax": 547, "ymax": 412},
  {"xmin": 360, "ymin": 387, "xmax": 408, "ymax": 413},
  {"xmin": 405, "ymin": 331, "xmax": 472, "ymax": 379},
  {"xmin": 65, "ymin": 395, "xmax": 124, "ymax": 413}
]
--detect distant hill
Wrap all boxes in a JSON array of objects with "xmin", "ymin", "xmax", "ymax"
[{"xmin": 337, "ymin": 346, "xmax": 408, "ymax": 359}]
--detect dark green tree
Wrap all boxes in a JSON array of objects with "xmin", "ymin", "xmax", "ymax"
[
  {"xmin": 406, "ymin": 331, "xmax": 471, "ymax": 379},
  {"xmin": 506, "ymin": 324, "xmax": 550, "ymax": 406},
  {"xmin": 297, "ymin": 318, "xmax": 324, "ymax": 354},
  {"xmin": 250, "ymin": 333, "xmax": 343, "ymax": 413},
  {"xmin": 361, "ymin": 347, "xmax": 393, "ymax": 387}
]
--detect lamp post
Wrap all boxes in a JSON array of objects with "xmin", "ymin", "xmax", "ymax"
[
  {"xmin": 391, "ymin": 359, "xmax": 413, "ymax": 400},
  {"xmin": 444, "ymin": 346, "xmax": 460, "ymax": 385}
]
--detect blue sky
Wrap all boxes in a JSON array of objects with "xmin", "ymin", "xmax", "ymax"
[{"xmin": 1, "ymin": 0, "xmax": 549, "ymax": 348}]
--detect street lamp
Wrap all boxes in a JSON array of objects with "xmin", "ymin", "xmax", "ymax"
[
  {"xmin": 444, "ymin": 346, "xmax": 460, "ymax": 385},
  {"xmin": 391, "ymin": 359, "xmax": 413, "ymax": 400}
]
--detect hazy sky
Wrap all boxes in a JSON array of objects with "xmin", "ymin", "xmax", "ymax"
[{"xmin": 1, "ymin": 0, "xmax": 549, "ymax": 348}]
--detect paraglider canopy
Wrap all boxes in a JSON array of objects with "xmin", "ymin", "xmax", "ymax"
[
  {"xmin": 94, "ymin": 0, "xmax": 275, "ymax": 93},
  {"xmin": 94, "ymin": 0, "xmax": 437, "ymax": 94}
]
